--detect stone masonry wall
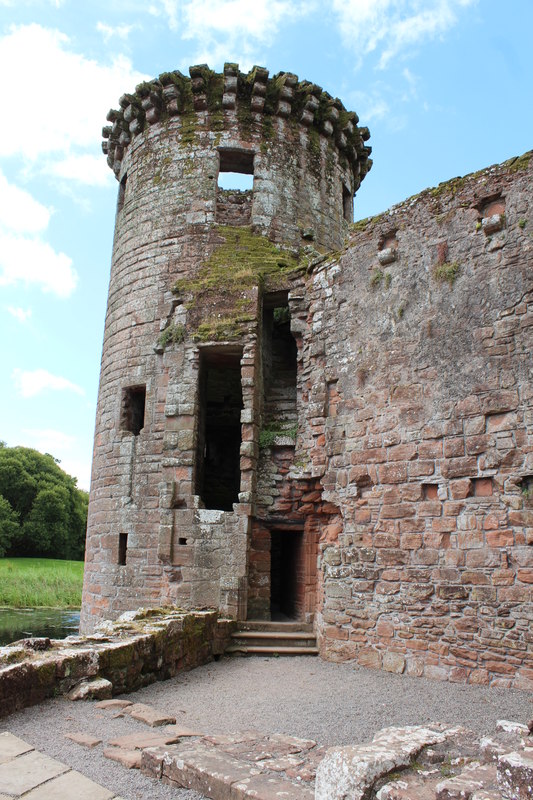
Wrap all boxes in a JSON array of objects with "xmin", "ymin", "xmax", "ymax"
[
  {"xmin": 82, "ymin": 64, "xmax": 368, "ymax": 632},
  {"xmin": 0, "ymin": 609, "xmax": 234, "ymax": 719},
  {"xmin": 295, "ymin": 153, "xmax": 533, "ymax": 688}
]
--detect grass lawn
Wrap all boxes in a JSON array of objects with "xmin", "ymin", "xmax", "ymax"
[{"xmin": 0, "ymin": 558, "xmax": 84, "ymax": 608}]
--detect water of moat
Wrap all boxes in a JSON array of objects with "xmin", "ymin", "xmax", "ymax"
[{"xmin": 0, "ymin": 608, "xmax": 80, "ymax": 646}]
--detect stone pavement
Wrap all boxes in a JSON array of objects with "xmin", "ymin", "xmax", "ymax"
[
  {"xmin": 3, "ymin": 696, "xmax": 533, "ymax": 800},
  {"xmin": 0, "ymin": 731, "xmax": 124, "ymax": 799}
]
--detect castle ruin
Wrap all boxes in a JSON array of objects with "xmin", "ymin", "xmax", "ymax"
[{"xmin": 81, "ymin": 64, "xmax": 533, "ymax": 690}]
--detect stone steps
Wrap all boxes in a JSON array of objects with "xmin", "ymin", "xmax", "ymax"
[{"xmin": 227, "ymin": 622, "xmax": 318, "ymax": 656}]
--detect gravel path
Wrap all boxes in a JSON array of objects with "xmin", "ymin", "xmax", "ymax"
[{"xmin": 3, "ymin": 655, "xmax": 532, "ymax": 800}]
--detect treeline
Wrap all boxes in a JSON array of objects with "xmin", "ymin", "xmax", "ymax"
[{"xmin": 0, "ymin": 444, "xmax": 88, "ymax": 560}]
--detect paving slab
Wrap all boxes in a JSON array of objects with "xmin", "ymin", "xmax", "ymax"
[
  {"xmin": 22, "ymin": 769, "xmax": 115, "ymax": 800},
  {"xmin": 0, "ymin": 750, "xmax": 68, "ymax": 795},
  {"xmin": 64, "ymin": 732, "xmax": 102, "ymax": 748},
  {"xmin": 124, "ymin": 702, "xmax": 176, "ymax": 727},
  {"xmin": 0, "ymin": 731, "xmax": 34, "ymax": 764},
  {"xmin": 108, "ymin": 731, "xmax": 181, "ymax": 749},
  {"xmin": 104, "ymin": 747, "xmax": 142, "ymax": 769},
  {"xmin": 164, "ymin": 724, "xmax": 204, "ymax": 737},
  {"xmin": 95, "ymin": 699, "xmax": 133, "ymax": 710}
]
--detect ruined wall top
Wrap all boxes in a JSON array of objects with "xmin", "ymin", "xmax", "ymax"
[{"xmin": 101, "ymin": 62, "xmax": 372, "ymax": 186}]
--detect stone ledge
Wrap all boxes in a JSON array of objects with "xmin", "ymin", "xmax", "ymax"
[{"xmin": 0, "ymin": 608, "xmax": 235, "ymax": 719}]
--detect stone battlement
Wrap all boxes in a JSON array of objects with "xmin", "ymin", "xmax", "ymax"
[{"xmin": 102, "ymin": 62, "xmax": 372, "ymax": 183}]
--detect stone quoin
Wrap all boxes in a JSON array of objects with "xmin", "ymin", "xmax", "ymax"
[{"xmin": 81, "ymin": 63, "xmax": 533, "ymax": 689}]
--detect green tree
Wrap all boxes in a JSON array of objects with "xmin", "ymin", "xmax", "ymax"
[
  {"xmin": 0, "ymin": 495, "xmax": 19, "ymax": 557},
  {"xmin": 0, "ymin": 445, "xmax": 88, "ymax": 559}
]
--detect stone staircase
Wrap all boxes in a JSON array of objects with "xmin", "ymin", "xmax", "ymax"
[{"xmin": 226, "ymin": 621, "xmax": 319, "ymax": 656}]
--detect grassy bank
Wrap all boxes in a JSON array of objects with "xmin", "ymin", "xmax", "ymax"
[{"xmin": 0, "ymin": 558, "xmax": 84, "ymax": 608}]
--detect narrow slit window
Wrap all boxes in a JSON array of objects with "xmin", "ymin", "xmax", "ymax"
[
  {"xmin": 118, "ymin": 533, "xmax": 128, "ymax": 565},
  {"xmin": 216, "ymin": 149, "xmax": 254, "ymax": 225},
  {"xmin": 120, "ymin": 385, "xmax": 146, "ymax": 435},
  {"xmin": 196, "ymin": 349, "xmax": 243, "ymax": 511},
  {"xmin": 343, "ymin": 184, "xmax": 353, "ymax": 223},
  {"xmin": 117, "ymin": 174, "xmax": 127, "ymax": 213}
]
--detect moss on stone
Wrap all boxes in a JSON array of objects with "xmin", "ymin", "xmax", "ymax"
[
  {"xmin": 193, "ymin": 314, "xmax": 254, "ymax": 342},
  {"xmin": 505, "ymin": 151, "xmax": 531, "ymax": 173},
  {"xmin": 158, "ymin": 323, "xmax": 186, "ymax": 349},
  {"xmin": 173, "ymin": 227, "xmax": 301, "ymax": 343},
  {"xmin": 173, "ymin": 226, "xmax": 300, "ymax": 298},
  {"xmin": 434, "ymin": 261, "xmax": 461, "ymax": 286}
]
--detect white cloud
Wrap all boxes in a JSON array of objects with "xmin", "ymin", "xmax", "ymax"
[
  {"xmin": 7, "ymin": 306, "xmax": 32, "ymax": 322},
  {"xmin": 0, "ymin": 170, "xmax": 77, "ymax": 296},
  {"xmin": 183, "ymin": 0, "xmax": 305, "ymax": 41},
  {"xmin": 0, "ymin": 170, "xmax": 51, "ymax": 234},
  {"xmin": 159, "ymin": 0, "xmax": 180, "ymax": 30},
  {"xmin": 21, "ymin": 428, "xmax": 76, "ymax": 452},
  {"xmin": 150, "ymin": 0, "xmax": 313, "ymax": 66},
  {"xmin": 42, "ymin": 154, "xmax": 111, "ymax": 187},
  {"xmin": 0, "ymin": 0, "xmax": 64, "ymax": 5},
  {"xmin": 0, "ymin": 24, "xmax": 148, "ymax": 162},
  {"xmin": 0, "ymin": 233, "xmax": 77, "ymax": 297},
  {"xmin": 332, "ymin": 0, "xmax": 476, "ymax": 69},
  {"xmin": 61, "ymin": 457, "xmax": 91, "ymax": 491},
  {"xmin": 16, "ymin": 429, "xmax": 91, "ymax": 489},
  {"xmin": 12, "ymin": 368, "xmax": 85, "ymax": 398},
  {"xmin": 96, "ymin": 22, "xmax": 135, "ymax": 42}
]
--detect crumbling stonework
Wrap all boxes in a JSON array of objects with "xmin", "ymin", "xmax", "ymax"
[
  {"xmin": 0, "ymin": 609, "xmax": 233, "ymax": 718},
  {"xmin": 300, "ymin": 157, "xmax": 533, "ymax": 688},
  {"xmin": 82, "ymin": 61, "xmax": 532, "ymax": 688}
]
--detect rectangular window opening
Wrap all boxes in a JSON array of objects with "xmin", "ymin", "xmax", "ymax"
[
  {"xmin": 196, "ymin": 348, "xmax": 243, "ymax": 511},
  {"xmin": 343, "ymin": 184, "xmax": 353, "ymax": 223},
  {"xmin": 422, "ymin": 483, "xmax": 439, "ymax": 500},
  {"xmin": 216, "ymin": 149, "xmax": 254, "ymax": 225},
  {"xmin": 120, "ymin": 385, "xmax": 146, "ymax": 436},
  {"xmin": 178, "ymin": 537, "xmax": 188, "ymax": 546},
  {"xmin": 117, "ymin": 173, "xmax": 127, "ymax": 213},
  {"xmin": 469, "ymin": 477, "xmax": 493, "ymax": 497},
  {"xmin": 118, "ymin": 533, "xmax": 128, "ymax": 566},
  {"xmin": 261, "ymin": 294, "xmax": 297, "ymax": 448}
]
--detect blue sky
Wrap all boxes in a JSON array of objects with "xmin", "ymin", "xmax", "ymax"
[{"xmin": 0, "ymin": 0, "xmax": 531, "ymax": 490}]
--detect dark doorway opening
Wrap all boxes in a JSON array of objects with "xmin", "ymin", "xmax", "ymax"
[
  {"xmin": 270, "ymin": 530, "xmax": 303, "ymax": 620},
  {"xmin": 196, "ymin": 348, "xmax": 243, "ymax": 511}
]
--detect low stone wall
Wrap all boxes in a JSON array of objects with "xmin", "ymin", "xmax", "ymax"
[{"xmin": 0, "ymin": 608, "xmax": 234, "ymax": 719}]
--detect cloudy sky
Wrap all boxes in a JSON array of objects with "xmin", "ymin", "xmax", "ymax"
[{"xmin": 0, "ymin": 0, "xmax": 531, "ymax": 490}]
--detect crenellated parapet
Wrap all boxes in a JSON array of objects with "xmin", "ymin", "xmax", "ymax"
[{"xmin": 101, "ymin": 63, "xmax": 372, "ymax": 185}]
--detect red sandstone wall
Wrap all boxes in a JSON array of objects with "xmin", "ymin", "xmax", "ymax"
[
  {"xmin": 82, "ymin": 73, "xmax": 359, "ymax": 632},
  {"xmin": 295, "ymin": 154, "xmax": 533, "ymax": 688}
]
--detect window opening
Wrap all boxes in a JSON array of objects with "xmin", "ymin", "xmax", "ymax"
[
  {"xmin": 120, "ymin": 385, "xmax": 146, "ymax": 435},
  {"xmin": 216, "ymin": 149, "xmax": 254, "ymax": 225},
  {"xmin": 196, "ymin": 349, "xmax": 243, "ymax": 511},
  {"xmin": 117, "ymin": 174, "xmax": 127, "ymax": 213},
  {"xmin": 343, "ymin": 184, "xmax": 353, "ymax": 223},
  {"xmin": 261, "ymin": 296, "xmax": 297, "ymax": 444},
  {"xmin": 218, "ymin": 172, "xmax": 254, "ymax": 191},
  {"xmin": 118, "ymin": 533, "xmax": 128, "ymax": 565}
]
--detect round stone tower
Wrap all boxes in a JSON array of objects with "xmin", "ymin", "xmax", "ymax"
[{"xmin": 81, "ymin": 63, "xmax": 371, "ymax": 632}]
